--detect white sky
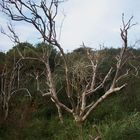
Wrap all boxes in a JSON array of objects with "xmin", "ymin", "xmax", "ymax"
[{"xmin": 0, "ymin": 0, "xmax": 140, "ymax": 52}]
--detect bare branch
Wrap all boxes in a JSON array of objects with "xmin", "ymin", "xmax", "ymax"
[{"xmin": 1, "ymin": 22, "xmax": 20, "ymax": 44}]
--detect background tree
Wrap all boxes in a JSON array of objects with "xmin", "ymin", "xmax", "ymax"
[
  {"xmin": 0, "ymin": 52, "xmax": 5, "ymax": 74},
  {"xmin": 0, "ymin": 58, "xmax": 31, "ymax": 120}
]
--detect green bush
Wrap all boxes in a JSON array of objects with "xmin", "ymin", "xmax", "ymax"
[{"xmin": 101, "ymin": 112, "xmax": 140, "ymax": 140}]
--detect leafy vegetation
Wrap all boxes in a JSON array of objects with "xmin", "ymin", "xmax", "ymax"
[{"xmin": 0, "ymin": 43, "xmax": 140, "ymax": 140}]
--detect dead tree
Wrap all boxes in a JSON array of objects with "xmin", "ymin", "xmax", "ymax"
[
  {"xmin": 0, "ymin": 61, "xmax": 31, "ymax": 120},
  {"xmin": 0, "ymin": 0, "xmax": 136, "ymax": 124}
]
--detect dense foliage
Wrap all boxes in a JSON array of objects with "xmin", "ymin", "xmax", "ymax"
[{"xmin": 0, "ymin": 43, "xmax": 140, "ymax": 140}]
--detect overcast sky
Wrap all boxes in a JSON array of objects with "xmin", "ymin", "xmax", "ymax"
[{"xmin": 0, "ymin": 0, "xmax": 140, "ymax": 52}]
